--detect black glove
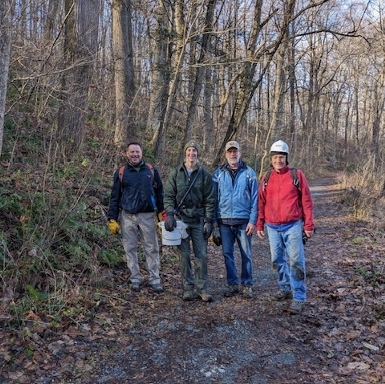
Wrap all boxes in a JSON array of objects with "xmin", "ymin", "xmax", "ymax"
[
  {"xmin": 203, "ymin": 221, "xmax": 213, "ymax": 240},
  {"xmin": 164, "ymin": 213, "xmax": 177, "ymax": 232},
  {"xmin": 212, "ymin": 227, "xmax": 221, "ymax": 246}
]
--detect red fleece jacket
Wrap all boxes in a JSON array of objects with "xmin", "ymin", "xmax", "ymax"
[{"xmin": 257, "ymin": 166, "xmax": 314, "ymax": 231}]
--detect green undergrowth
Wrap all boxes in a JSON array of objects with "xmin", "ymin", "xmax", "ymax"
[{"xmin": 0, "ymin": 121, "xmax": 127, "ymax": 328}]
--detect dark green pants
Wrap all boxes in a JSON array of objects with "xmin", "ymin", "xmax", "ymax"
[{"xmin": 178, "ymin": 220, "xmax": 208, "ymax": 293}]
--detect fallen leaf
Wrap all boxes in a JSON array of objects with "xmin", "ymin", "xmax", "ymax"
[
  {"xmin": 347, "ymin": 362, "xmax": 370, "ymax": 370},
  {"xmin": 362, "ymin": 342, "xmax": 379, "ymax": 351}
]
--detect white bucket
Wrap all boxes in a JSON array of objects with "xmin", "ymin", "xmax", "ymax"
[{"xmin": 158, "ymin": 220, "xmax": 188, "ymax": 245}]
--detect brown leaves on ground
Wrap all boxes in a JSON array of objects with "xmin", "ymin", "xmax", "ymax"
[{"xmin": 1, "ymin": 175, "xmax": 385, "ymax": 383}]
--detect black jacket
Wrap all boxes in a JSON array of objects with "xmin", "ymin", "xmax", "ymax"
[{"xmin": 108, "ymin": 160, "xmax": 164, "ymax": 220}]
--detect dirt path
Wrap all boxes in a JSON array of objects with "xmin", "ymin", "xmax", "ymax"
[
  {"xmin": 87, "ymin": 175, "xmax": 383, "ymax": 384},
  {"xmin": 2, "ymin": 175, "xmax": 384, "ymax": 383}
]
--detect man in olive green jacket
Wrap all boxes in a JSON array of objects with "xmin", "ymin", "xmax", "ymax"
[{"xmin": 163, "ymin": 140, "xmax": 215, "ymax": 302}]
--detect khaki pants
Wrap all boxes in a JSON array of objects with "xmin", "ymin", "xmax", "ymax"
[{"xmin": 121, "ymin": 211, "xmax": 161, "ymax": 285}]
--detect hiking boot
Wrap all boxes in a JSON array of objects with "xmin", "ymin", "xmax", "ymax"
[
  {"xmin": 131, "ymin": 282, "xmax": 141, "ymax": 292},
  {"xmin": 197, "ymin": 292, "xmax": 214, "ymax": 302},
  {"xmin": 223, "ymin": 285, "xmax": 239, "ymax": 297},
  {"xmin": 183, "ymin": 290, "xmax": 196, "ymax": 301},
  {"xmin": 242, "ymin": 286, "xmax": 253, "ymax": 299},
  {"xmin": 288, "ymin": 300, "xmax": 304, "ymax": 314},
  {"xmin": 272, "ymin": 289, "xmax": 292, "ymax": 301},
  {"xmin": 149, "ymin": 283, "xmax": 164, "ymax": 293}
]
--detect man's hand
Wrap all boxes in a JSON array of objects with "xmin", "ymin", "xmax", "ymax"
[
  {"xmin": 304, "ymin": 230, "xmax": 314, "ymax": 238},
  {"xmin": 246, "ymin": 223, "xmax": 255, "ymax": 236},
  {"xmin": 212, "ymin": 227, "xmax": 221, "ymax": 246},
  {"xmin": 108, "ymin": 219, "xmax": 120, "ymax": 234},
  {"xmin": 303, "ymin": 229, "xmax": 314, "ymax": 244},
  {"xmin": 164, "ymin": 214, "xmax": 177, "ymax": 232},
  {"xmin": 256, "ymin": 230, "xmax": 265, "ymax": 239},
  {"xmin": 203, "ymin": 222, "xmax": 213, "ymax": 240}
]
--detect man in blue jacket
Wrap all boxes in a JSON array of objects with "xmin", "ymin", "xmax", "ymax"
[
  {"xmin": 212, "ymin": 141, "xmax": 258, "ymax": 298},
  {"xmin": 107, "ymin": 142, "xmax": 164, "ymax": 293}
]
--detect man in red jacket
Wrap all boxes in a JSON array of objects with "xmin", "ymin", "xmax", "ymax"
[{"xmin": 257, "ymin": 140, "xmax": 314, "ymax": 314}]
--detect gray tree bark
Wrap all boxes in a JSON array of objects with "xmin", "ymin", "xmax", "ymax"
[
  {"xmin": 183, "ymin": 0, "xmax": 217, "ymax": 148},
  {"xmin": 58, "ymin": 0, "xmax": 101, "ymax": 155},
  {"xmin": 0, "ymin": 0, "xmax": 14, "ymax": 157},
  {"xmin": 147, "ymin": 0, "xmax": 171, "ymax": 154},
  {"xmin": 112, "ymin": 0, "xmax": 136, "ymax": 148}
]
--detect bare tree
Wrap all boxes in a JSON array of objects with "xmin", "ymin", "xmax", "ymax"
[
  {"xmin": 213, "ymin": 0, "xmax": 276, "ymax": 166},
  {"xmin": 112, "ymin": 0, "xmax": 136, "ymax": 148},
  {"xmin": 2, "ymin": 0, "xmax": 376, "ymax": 174},
  {"xmin": 151, "ymin": 0, "xmax": 189, "ymax": 157},
  {"xmin": 147, "ymin": 0, "xmax": 172, "ymax": 154},
  {"xmin": 183, "ymin": 0, "xmax": 217, "ymax": 149},
  {"xmin": 57, "ymin": 0, "xmax": 101, "ymax": 155},
  {"xmin": 0, "ymin": 0, "xmax": 14, "ymax": 157}
]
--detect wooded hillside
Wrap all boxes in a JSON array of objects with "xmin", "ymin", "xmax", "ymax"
[
  {"xmin": 1, "ymin": 1, "xmax": 385, "ymax": 382},
  {"xmin": 1, "ymin": 1, "xmax": 385, "ymax": 168}
]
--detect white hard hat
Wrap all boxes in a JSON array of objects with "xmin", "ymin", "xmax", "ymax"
[{"xmin": 270, "ymin": 140, "xmax": 289, "ymax": 154}]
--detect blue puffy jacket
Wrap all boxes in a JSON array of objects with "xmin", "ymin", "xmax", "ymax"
[{"xmin": 213, "ymin": 161, "xmax": 258, "ymax": 225}]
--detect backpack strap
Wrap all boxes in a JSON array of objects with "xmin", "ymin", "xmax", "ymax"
[
  {"xmin": 262, "ymin": 168, "xmax": 299, "ymax": 191},
  {"xmin": 262, "ymin": 169, "xmax": 272, "ymax": 191},
  {"xmin": 146, "ymin": 163, "xmax": 155, "ymax": 178},
  {"xmin": 118, "ymin": 166, "xmax": 125, "ymax": 184},
  {"xmin": 175, "ymin": 166, "xmax": 202, "ymax": 213},
  {"xmin": 119, "ymin": 163, "xmax": 155, "ymax": 184},
  {"xmin": 290, "ymin": 168, "xmax": 299, "ymax": 189}
]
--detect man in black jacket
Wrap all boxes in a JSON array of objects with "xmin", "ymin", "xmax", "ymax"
[{"xmin": 108, "ymin": 142, "xmax": 164, "ymax": 293}]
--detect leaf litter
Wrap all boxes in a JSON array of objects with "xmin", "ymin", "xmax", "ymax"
[{"xmin": 1, "ymin": 175, "xmax": 384, "ymax": 383}]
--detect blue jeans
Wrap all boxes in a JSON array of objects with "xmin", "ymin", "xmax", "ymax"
[
  {"xmin": 266, "ymin": 220, "xmax": 306, "ymax": 301},
  {"xmin": 178, "ymin": 221, "xmax": 208, "ymax": 293},
  {"xmin": 220, "ymin": 223, "xmax": 253, "ymax": 287}
]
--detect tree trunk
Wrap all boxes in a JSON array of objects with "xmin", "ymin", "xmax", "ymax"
[
  {"xmin": 147, "ymin": 0, "xmax": 171, "ymax": 152},
  {"xmin": 183, "ymin": 0, "xmax": 217, "ymax": 146},
  {"xmin": 213, "ymin": 0, "xmax": 298, "ymax": 166},
  {"xmin": 0, "ymin": 0, "xmax": 13, "ymax": 157},
  {"xmin": 152, "ymin": 0, "xmax": 185, "ymax": 157},
  {"xmin": 203, "ymin": 66, "xmax": 214, "ymax": 152},
  {"xmin": 269, "ymin": 40, "xmax": 286, "ymax": 141},
  {"xmin": 112, "ymin": 0, "xmax": 136, "ymax": 149},
  {"xmin": 58, "ymin": 0, "xmax": 101, "ymax": 156}
]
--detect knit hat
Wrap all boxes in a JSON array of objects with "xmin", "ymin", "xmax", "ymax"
[{"xmin": 184, "ymin": 140, "xmax": 201, "ymax": 153}]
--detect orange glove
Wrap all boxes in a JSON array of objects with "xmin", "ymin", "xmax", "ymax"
[{"xmin": 108, "ymin": 219, "xmax": 120, "ymax": 234}]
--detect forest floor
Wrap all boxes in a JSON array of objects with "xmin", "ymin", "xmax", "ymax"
[{"xmin": 1, "ymin": 173, "xmax": 385, "ymax": 383}]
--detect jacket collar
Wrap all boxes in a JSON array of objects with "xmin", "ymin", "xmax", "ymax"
[
  {"xmin": 222, "ymin": 159, "xmax": 246, "ymax": 171},
  {"xmin": 272, "ymin": 165, "xmax": 290, "ymax": 174},
  {"xmin": 179, "ymin": 162, "xmax": 200, "ymax": 172},
  {"xmin": 127, "ymin": 159, "xmax": 145, "ymax": 169}
]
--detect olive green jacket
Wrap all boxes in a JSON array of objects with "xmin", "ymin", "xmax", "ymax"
[{"xmin": 164, "ymin": 163, "xmax": 215, "ymax": 224}]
